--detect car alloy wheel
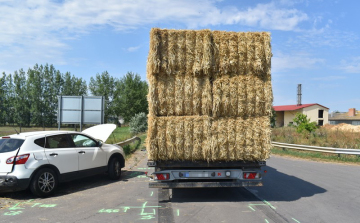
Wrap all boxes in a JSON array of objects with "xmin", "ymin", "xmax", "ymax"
[{"xmin": 38, "ymin": 172, "xmax": 55, "ymax": 193}]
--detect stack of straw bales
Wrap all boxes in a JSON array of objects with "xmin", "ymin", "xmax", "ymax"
[{"xmin": 147, "ymin": 28, "xmax": 272, "ymax": 162}]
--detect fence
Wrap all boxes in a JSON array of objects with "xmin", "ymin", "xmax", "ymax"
[{"xmin": 272, "ymin": 142, "xmax": 360, "ymax": 155}]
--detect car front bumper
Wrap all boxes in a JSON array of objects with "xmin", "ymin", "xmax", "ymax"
[{"xmin": 0, "ymin": 175, "xmax": 30, "ymax": 193}]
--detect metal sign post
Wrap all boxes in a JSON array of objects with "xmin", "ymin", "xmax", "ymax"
[{"xmin": 58, "ymin": 96, "xmax": 105, "ymax": 131}]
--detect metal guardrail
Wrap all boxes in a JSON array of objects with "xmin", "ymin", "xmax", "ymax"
[
  {"xmin": 272, "ymin": 142, "xmax": 360, "ymax": 155},
  {"xmin": 116, "ymin": 136, "xmax": 141, "ymax": 147}
]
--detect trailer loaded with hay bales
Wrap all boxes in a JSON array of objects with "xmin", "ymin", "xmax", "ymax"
[{"xmin": 146, "ymin": 28, "xmax": 272, "ymax": 188}]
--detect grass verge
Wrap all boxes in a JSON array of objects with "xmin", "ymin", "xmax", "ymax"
[{"xmin": 272, "ymin": 147, "xmax": 360, "ymax": 165}]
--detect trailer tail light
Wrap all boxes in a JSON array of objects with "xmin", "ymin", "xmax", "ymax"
[
  {"xmin": 155, "ymin": 173, "xmax": 170, "ymax": 180},
  {"xmin": 6, "ymin": 154, "xmax": 30, "ymax": 165},
  {"xmin": 243, "ymin": 172, "xmax": 260, "ymax": 179}
]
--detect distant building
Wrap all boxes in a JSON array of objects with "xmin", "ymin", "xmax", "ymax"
[
  {"xmin": 273, "ymin": 103, "xmax": 329, "ymax": 127},
  {"xmin": 329, "ymin": 108, "xmax": 360, "ymax": 126}
]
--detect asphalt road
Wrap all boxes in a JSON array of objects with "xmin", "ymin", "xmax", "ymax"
[{"xmin": 1, "ymin": 150, "xmax": 360, "ymax": 223}]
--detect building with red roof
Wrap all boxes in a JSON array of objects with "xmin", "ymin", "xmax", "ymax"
[{"xmin": 273, "ymin": 103, "xmax": 329, "ymax": 127}]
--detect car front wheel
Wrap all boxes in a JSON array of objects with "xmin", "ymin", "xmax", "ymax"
[
  {"xmin": 108, "ymin": 157, "xmax": 122, "ymax": 180},
  {"xmin": 30, "ymin": 168, "xmax": 58, "ymax": 197}
]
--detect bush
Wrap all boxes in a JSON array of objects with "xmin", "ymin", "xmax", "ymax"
[
  {"xmin": 293, "ymin": 113, "xmax": 317, "ymax": 133},
  {"xmin": 129, "ymin": 112, "xmax": 147, "ymax": 134}
]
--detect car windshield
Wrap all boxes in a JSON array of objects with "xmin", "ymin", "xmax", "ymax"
[{"xmin": 0, "ymin": 138, "xmax": 25, "ymax": 153}]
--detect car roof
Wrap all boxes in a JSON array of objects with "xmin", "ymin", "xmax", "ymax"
[{"xmin": 5, "ymin": 131, "xmax": 80, "ymax": 139}]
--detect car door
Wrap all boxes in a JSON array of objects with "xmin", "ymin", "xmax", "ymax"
[
  {"xmin": 44, "ymin": 134, "xmax": 78, "ymax": 174},
  {"xmin": 69, "ymin": 134, "xmax": 106, "ymax": 171}
]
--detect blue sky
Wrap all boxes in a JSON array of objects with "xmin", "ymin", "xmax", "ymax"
[{"xmin": 1, "ymin": 0, "xmax": 359, "ymax": 112}]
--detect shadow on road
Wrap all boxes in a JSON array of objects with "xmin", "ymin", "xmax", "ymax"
[
  {"xmin": 247, "ymin": 166, "xmax": 327, "ymax": 202},
  {"xmin": 0, "ymin": 170, "xmax": 145, "ymax": 200},
  {"xmin": 171, "ymin": 187, "xmax": 259, "ymax": 203},
  {"xmin": 171, "ymin": 166, "xmax": 326, "ymax": 203}
]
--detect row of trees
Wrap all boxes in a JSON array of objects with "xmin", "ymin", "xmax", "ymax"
[{"xmin": 0, "ymin": 64, "xmax": 148, "ymax": 127}]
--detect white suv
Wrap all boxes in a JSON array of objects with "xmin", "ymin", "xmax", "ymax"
[{"xmin": 0, "ymin": 124, "xmax": 125, "ymax": 197}]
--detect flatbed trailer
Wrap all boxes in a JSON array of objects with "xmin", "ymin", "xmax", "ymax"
[{"xmin": 148, "ymin": 160, "xmax": 266, "ymax": 188}]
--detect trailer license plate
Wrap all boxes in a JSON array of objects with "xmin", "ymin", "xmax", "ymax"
[{"xmin": 188, "ymin": 172, "xmax": 210, "ymax": 178}]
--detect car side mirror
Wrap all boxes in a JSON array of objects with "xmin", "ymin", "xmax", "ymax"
[{"xmin": 97, "ymin": 140, "xmax": 103, "ymax": 147}]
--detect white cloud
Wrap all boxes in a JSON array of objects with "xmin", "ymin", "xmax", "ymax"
[
  {"xmin": 127, "ymin": 46, "xmax": 141, "ymax": 52},
  {"xmin": 272, "ymin": 52, "xmax": 325, "ymax": 73},
  {"xmin": 311, "ymin": 76, "xmax": 346, "ymax": 81},
  {"xmin": 0, "ymin": 0, "xmax": 309, "ymax": 72},
  {"xmin": 340, "ymin": 57, "xmax": 360, "ymax": 74}
]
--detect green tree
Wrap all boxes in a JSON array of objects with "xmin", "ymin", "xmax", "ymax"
[
  {"xmin": 0, "ymin": 73, "xmax": 7, "ymax": 125},
  {"xmin": 13, "ymin": 69, "xmax": 31, "ymax": 127},
  {"xmin": 89, "ymin": 71, "xmax": 118, "ymax": 123},
  {"xmin": 293, "ymin": 113, "xmax": 317, "ymax": 133},
  {"xmin": 129, "ymin": 112, "xmax": 148, "ymax": 134},
  {"xmin": 114, "ymin": 72, "xmax": 148, "ymax": 123},
  {"xmin": 5, "ymin": 73, "xmax": 15, "ymax": 125},
  {"xmin": 62, "ymin": 72, "xmax": 87, "ymax": 96},
  {"xmin": 27, "ymin": 64, "xmax": 45, "ymax": 126}
]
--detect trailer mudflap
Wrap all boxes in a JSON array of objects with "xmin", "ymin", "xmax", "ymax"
[{"xmin": 149, "ymin": 180, "xmax": 263, "ymax": 188}]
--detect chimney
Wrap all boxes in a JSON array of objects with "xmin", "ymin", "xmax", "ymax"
[
  {"xmin": 348, "ymin": 108, "xmax": 356, "ymax": 117},
  {"xmin": 297, "ymin": 84, "xmax": 302, "ymax": 106}
]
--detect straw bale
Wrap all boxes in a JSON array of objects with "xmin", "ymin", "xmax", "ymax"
[
  {"xmin": 193, "ymin": 118, "xmax": 204, "ymax": 160},
  {"xmin": 211, "ymin": 118, "xmax": 229, "ymax": 161},
  {"xmin": 210, "ymin": 118, "xmax": 219, "ymax": 160},
  {"xmin": 157, "ymin": 76, "xmax": 167, "ymax": 116},
  {"xmin": 202, "ymin": 118, "xmax": 212, "ymax": 161},
  {"xmin": 264, "ymin": 74, "xmax": 273, "ymax": 116},
  {"xmin": 235, "ymin": 117, "xmax": 246, "ymax": 160},
  {"xmin": 183, "ymin": 117, "xmax": 194, "ymax": 160},
  {"xmin": 157, "ymin": 117, "xmax": 167, "ymax": 160},
  {"xmin": 166, "ymin": 118, "xmax": 176, "ymax": 160},
  {"xmin": 219, "ymin": 32, "xmax": 230, "ymax": 76},
  {"xmin": 222, "ymin": 77, "xmax": 231, "ymax": 116},
  {"xmin": 201, "ymin": 30, "xmax": 213, "ymax": 76},
  {"xmin": 159, "ymin": 30, "xmax": 169, "ymax": 74},
  {"xmin": 212, "ymin": 79, "xmax": 221, "ymax": 117},
  {"xmin": 258, "ymin": 116, "xmax": 271, "ymax": 160},
  {"xmin": 229, "ymin": 76, "xmax": 238, "ymax": 117},
  {"xmin": 183, "ymin": 74, "xmax": 193, "ymax": 115},
  {"xmin": 237, "ymin": 74, "xmax": 247, "ymax": 117},
  {"xmin": 263, "ymin": 32, "xmax": 272, "ymax": 76},
  {"xmin": 146, "ymin": 116, "xmax": 158, "ymax": 160},
  {"xmin": 166, "ymin": 75, "xmax": 176, "ymax": 115},
  {"xmin": 238, "ymin": 32, "xmax": 247, "ymax": 74},
  {"xmin": 177, "ymin": 31, "xmax": 186, "ymax": 72},
  {"xmin": 147, "ymin": 75, "xmax": 158, "ymax": 116},
  {"xmin": 192, "ymin": 77, "xmax": 202, "ymax": 115},
  {"xmin": 175, "ymin": 72, "xmax": 185, "ymax": 115},
  {"xmin": 227, "ymin": 118, "xmax": 237, "ymax": 160},
  {"xmin": 218, "ymin": 118, "xmax": 229, "ymax": 160},
  {"xmin": 147, "ymin": 28, "xmax": 161, "ymax": 74},
  {"xmin": 246, "ymin": 32, "xmax": 255, "ymax": 75},
  {"xmin": 255, "ymin": 76, "xmax": 265, "ymax": 117},
  {"xmin": 193, "ymin": 31, "xmax": 204, "ymax": 76},
  {"xmin": 185, "ymin": 30, "xmax": 196, "ymax": 75},
  {"xmin": 212, "ymin": 30, "xmax": 221, "ymax": 77},
  {"xmin": 147, "ymin": 116, "xmax": 271, "ymax": 161},
  {"xmin": 212, "ymin": 77, "xmax": 229, "ymax": 117},
  {"xmin": 174, "ymin": 119, "xmax": 185, "ymax": 159},
  {"xmin": 167, "ymin": 30, "xmax": 178, "ymax": 75},
  {"xmin": 244, "ymin": 118, "xmax": 254, "ymax": 160},
  {"xmin": 253, "ymin": 32, "xmax": 264, "ymax": 76},
  {"xmin": 229, "ymin": 32, "xmax": 239, "ymax": 74},
  {"xmin": 246, "ymin": 75, "xmax": 256, "ymax": 117},
  {"xmin": 201, "ymin": 78, "xmax": 212, "ymax": 116}
]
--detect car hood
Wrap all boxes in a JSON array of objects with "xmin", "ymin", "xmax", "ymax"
[{"xmin": 82, "ymin": 124, "xmax": 117, "ymax": 142}]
